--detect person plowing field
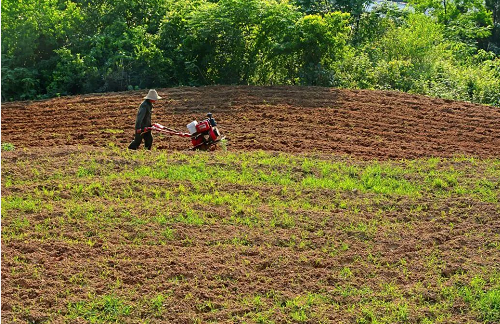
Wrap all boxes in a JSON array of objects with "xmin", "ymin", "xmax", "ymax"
[
  {"xmin": 128, "ymin": 89, "xmax": 225, "ymax": 151},
  {"xmin": 128, "ymin": 89, "xmax": 162, "ymax": 150}
]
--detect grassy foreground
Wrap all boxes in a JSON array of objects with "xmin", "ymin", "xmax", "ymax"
[{"xmin": 2, "ymin": 146, "xmax": 500, "ymax": 323}]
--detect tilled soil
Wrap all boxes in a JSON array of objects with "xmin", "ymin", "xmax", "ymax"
[
  {"xmin": 2, "ymin": 87, "xmax": 500, "ymax": 323},
  {"xmin": 2, "ymin": 85, "xmax": 499, "ymax": 159},
  {"xmin": 2, "ymin": 147, "xmax": 500, "ymax": 323}
]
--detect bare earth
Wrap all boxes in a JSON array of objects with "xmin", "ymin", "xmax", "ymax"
[{"xmin": 2, "ymin": 85, "xmax": 500, "ymax": 159}]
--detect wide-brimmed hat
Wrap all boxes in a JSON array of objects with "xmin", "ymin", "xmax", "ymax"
[{"xmin": 144, "ymin": 89, "xmax": 162, "ymax": 100}]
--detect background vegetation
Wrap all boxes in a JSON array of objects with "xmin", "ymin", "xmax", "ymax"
[{"xmin": 2, "ymin": 0, "xmax": 499, "ymax": 106}]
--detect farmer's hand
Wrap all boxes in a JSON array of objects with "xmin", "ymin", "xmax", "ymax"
[{"xmin": 136, "ymin": 128, "xmax": 142, "ymax": 134}]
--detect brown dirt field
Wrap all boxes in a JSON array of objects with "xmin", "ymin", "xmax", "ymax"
[
  {"xmin": 2, "ymin": 87, "xmax": 500, "ymax": 323},
  {"xmin": 2, "ymin": 146, "xmax": 500, "ymax": 323},
  {"xmin": 2, "ymin": 85, "xmax": 500, "ymax": 159}
]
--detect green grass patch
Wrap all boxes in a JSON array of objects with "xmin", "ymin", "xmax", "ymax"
[
  {"xmin": 460, "ymin": 276, "xmax": 500, "ymax": 323},
  {"xmin": 67, "ymin": 294, "xmax": 131, "ymax": 323},
  {"xmin": 1, "ymin": 142, "xmax": 15, "ymax": 151},
  {"xmin": 2, "ymin": 148, "xmax": 499, "ymax": 323}
]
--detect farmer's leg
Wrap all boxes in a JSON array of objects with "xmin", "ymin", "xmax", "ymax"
[
  {"xmin": 128, "ymin": 133, "xmax": 143, "ymax": 150},
  {"xmin": 144, "ymin": 132, "xmax": 153, "ymax": 150}
]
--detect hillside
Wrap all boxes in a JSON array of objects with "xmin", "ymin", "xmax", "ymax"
[
  {"xmin": 2, "ymin": 86, "xmax": 500, "ymax": 159},
  {"xmin": 2, "ymin": 86, "xmax": 500, "ymax": 323}
]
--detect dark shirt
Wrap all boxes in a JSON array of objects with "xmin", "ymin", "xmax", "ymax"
[{"xmin": 135, "ymin": 100, "xmax": 152, "ymax": 130}]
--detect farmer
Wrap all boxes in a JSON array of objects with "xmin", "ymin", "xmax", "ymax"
[{"xmin": 128, "ymin": 89, "xmax": 162, "ymax": 150}]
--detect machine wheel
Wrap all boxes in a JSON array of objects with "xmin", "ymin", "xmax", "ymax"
[{"xmin": 186, "ymin": 136, "xmax": 226, "ymax": 151}]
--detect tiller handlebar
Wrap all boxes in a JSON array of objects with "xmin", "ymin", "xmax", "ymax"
[{"xmin": 146, "ymin": 124, "xmax": 191, "ymax": 138}]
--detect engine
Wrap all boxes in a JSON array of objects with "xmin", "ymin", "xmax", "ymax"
[{"xmin": 187, "ymin": 113, "xmax": 223, "ymax": 150}]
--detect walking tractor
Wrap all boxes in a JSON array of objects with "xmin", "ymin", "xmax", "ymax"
[{"xmin": 146, "ymin": 113, "xmax": 226, "ymax": 151}]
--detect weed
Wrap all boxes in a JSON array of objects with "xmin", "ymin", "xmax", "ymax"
[
  {"xmin": 460, "ymin": 276, "xmax": 500, "ymax": 323},
  {"xmin": 1, "ymin": 142, "xmax": 15, "ymax": 151},
  {"xmin": 103, "ymin": 129, "xmax": 124, "ymax": 134},
  {"xmin": 339, "ymin": 267, "xmax": 353, "ymax": 279},
  {"xmin": 162, "ymin": 227, "xmax": 175, "ymax": 240},
  {"xmin": 150, "ymin": 293, "xmax": 167, "ymax": 316},
  {"xmin": 270, "ymin": 209, "xmax": 295, "ymax": 229},
  {"xmin": 67, "ymin": 294, "xmax": 131, "ymax": 323},
  {"xmin": 278, "ymin": 293, "xmax": 326, "ymax": 323},
  {"xmin": 175, "ymin": 209, "xmax": 205, "ymax": 226},
  {"xmin": 69, "ymin": 272, "xmax": 88, "ymax": 286}
]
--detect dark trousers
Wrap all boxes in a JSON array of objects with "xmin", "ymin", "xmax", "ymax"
[{"xmin": 128, "ymin": 132, "xmax": 153, "ymax": 150}]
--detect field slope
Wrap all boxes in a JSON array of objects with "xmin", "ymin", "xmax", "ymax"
[
  {"xmin": 2, "ymin": 86, "xmax": 500, "ymax": 323},
  {"xmin": 2, "ymin": 85, "xmax": 500, "ymax": 159}
]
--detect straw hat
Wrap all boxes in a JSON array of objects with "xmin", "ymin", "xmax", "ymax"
[{"xmin": 144, "ymin": 89, "xmax": 162, "ymax": 100}]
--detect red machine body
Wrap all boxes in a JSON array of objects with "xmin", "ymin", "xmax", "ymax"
[
  {"xmin": 196, "ymin": 120, "xmax": 211, "ymax": 133},
  {"xmin": 147, "ymin": 112, "xmax": 225, "ymax": 151},
  {"xmin": 191, "ymin": 136, "xmax": 205, "ymax": 147}
]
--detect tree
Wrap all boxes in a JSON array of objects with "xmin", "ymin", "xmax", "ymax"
[
  {"xmin": 409, "ymin": 0, "xmax": 494, "ymax": 52},
  {"xmin": 371, "ymin": 13, "xmax": 449, "ymax": 91},
  {"xmin": 1, "ymin": 0, "xmax": 84, "ymax": 99},
  {"xmin": 179, "ymin": 0, "xmax": 263, "ymax": 84},
  {"xmin": 485, "ymin": 0, "xmax": 500, "ymax": 52},
  {"xmin": 251, "ymin": 1, "xmax": 303, "ymax": 84},
  {"xmin": 352, "ymin": 1, "xmax": 410, "ymax": 45},
  {"xmin": 293, "ymin": 12, "xmax": 351, "ymax": 85}
]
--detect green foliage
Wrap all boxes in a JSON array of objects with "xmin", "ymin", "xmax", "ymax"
[
  {"xmin": 337, "ymin": 8, "xmax": 500, "ymax": 105},
  {"xmin": 410, "ymin": 0, "xmax": 493, "ymax": 49},
  {"xmin": 249, "ymin": 1, "xmax": 303, "ymax": 84},
  {"xmin": 150, "ymin": 293, "xmax": 167, "ymax": 315},
  {"xmin": 1, "ymin": 0, "xmax": 499, "ymax": 106},
  {"xmin": 460, "ymin": 276, "xmax": 500, "ymax": 322},
  {"xmin": 162, "ymin": 0, "xmax": 349, "ymax": 85},
  {"xmin": 181, "ymin": 0, "xmax": 259, "ymax": 84},
  {"xmin": 48, "ymin": 48, "xmax": 87, "ymax": 96},
  {"xmin": 352, "ymin": 1, "xmax": 410, "ymax": 45},
  {"xmin": 0, "ymin": 60, "xmax": 40, "ymax": 101},
  {"xmin": 485, "ymin": 0, "xmax": 500, "ymax": 53},
  {"xmin": 1, "ymin": 142, "xmax": 15, "ymax": 152},
  {"xmin": 294, "ymin": 12, "xmax": 351, "ymax": 85},
  {"xmin": 67, "ymin": 294, "xmax": 131, "ymax": 323}
]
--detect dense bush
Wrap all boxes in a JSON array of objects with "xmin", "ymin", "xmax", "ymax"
[{"xmin": 1, "ymin": 0, "xmax": 499, "ymax": 106}]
